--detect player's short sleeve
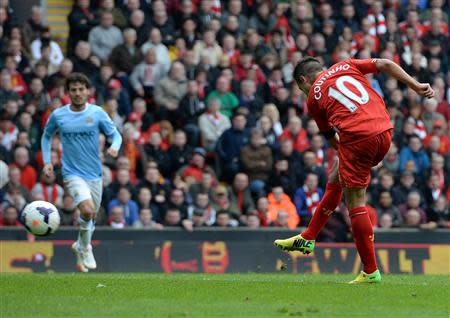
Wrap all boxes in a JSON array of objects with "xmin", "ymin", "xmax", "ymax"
[
  {"xmin": 98, "ymin": 109, "xmax": 118, "ymax": 137},
  {"xmin": 350, "ymin": 59, "xmax": 379, "ymax": 75}
]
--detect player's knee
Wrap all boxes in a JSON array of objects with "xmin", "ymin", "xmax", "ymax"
[
  {"xmin": 344, "ymin": 188, "xmax": 366, "ymax": 210},
  {"xmin": 79, "ymin": 202, "xmax": 95, "ymax": 220}
]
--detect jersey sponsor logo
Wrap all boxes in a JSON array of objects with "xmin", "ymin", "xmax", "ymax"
[
  {"xmin": 313, "ymin": 63, "xmax": 351, "ymax": 100},
  {"xmin": 62, "ymin": 131, "xmax": 95, "ymax": 139},
  {"xmin": 85, "ymin": 116, "xmax": 94, "ymax": 126}
]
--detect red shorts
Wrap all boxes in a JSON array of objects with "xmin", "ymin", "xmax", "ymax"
[{"xmin": 338, "ymin": 129, "xmax": 393, "ymax": 188}]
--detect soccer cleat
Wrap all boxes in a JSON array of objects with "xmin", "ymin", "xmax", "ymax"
[
  {"xmin": 71, "ymin": 242, "xmax": 88, "ymax": 273},
  {"xmin": 274, "ymin": 234, "xmax": 315, "ymax": 254},
  {"xmin": 82, "ymin": 245, "xmax": 97, "ymax": 270},
  {"xmin": 349, "ymin": 270, "xmax": 382, "ymax": 284}
]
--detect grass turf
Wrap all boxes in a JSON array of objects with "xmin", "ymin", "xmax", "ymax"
[{"xmin": 1, "ymin": 273, "xmax": 449, "ymax": 318}]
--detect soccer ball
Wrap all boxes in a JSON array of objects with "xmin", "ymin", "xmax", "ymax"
[{"xmin": 21, "ymin": 201, "xmax": 60, "ymax": 236}]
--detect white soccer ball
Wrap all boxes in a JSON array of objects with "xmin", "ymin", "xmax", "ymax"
[{"xmin": 21, "ymin": 201, "xmax": 60, "ymax": 236}]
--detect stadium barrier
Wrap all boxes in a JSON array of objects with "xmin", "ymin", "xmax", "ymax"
[{"xmin": 1, "ymin": 228, "xmax": 449, "ymax": 274}]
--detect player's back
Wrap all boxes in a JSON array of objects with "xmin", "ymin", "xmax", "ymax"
[
  {"xmin": 307, "ymin": 59, "xmax": 393, "ymax": 144},
  {"xmin": 50, "ymin": 104, "xmax": 106, "ymax": 180}
]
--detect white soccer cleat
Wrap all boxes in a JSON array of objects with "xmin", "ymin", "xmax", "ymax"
[
  {"xmin": 82, "ymin": 245, "xmax": 97, "ymax": 270},
  {"xmin": 71, "ymin": 242, "xmax": 88, "ymax": 273}
]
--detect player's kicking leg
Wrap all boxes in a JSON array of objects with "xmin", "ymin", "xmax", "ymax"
[{"xmin": 274, "ymin": 159, "xmax": 343, "ymax": 254}]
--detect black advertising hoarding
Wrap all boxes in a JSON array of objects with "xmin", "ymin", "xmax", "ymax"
[{"xmin": 1, "ymin": 229, "xmax": 449, "ymax": 274}]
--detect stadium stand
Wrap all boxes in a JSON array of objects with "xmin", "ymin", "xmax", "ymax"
[{"xmin": 0, "ymin": 0, "xmax": 448, "ymax": 239}]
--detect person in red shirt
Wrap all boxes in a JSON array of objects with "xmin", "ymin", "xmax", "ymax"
[{"xmin": 275, "ymin": 57, "xmax": 434, "ymax": 283}]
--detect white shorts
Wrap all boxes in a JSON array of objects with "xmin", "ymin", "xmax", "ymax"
[{"xmin": 64, "ymin": 176, "xmax": 103, "ymax": 213}]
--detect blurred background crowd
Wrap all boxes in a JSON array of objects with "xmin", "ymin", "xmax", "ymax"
[{"xmin": 0, "ymin": 0, "xmax": 448, "ymax": 240}]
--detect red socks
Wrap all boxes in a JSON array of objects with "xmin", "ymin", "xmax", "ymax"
[
  {"xmin": 349, "ymin": 206, "xmax": 378, "ymax": 274},
  {"xmin": 301, "ymin": 182, "xmax": 343, "ymax": 240}
]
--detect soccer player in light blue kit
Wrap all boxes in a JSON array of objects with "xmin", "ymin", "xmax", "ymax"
[{"xmin": 41, "ymin": 73, "xmax": 122, "ymax": 272}]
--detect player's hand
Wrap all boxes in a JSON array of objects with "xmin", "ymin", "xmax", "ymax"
[
  {"xmin": 414, "ymin": 83, "xmax": 435, "ymax": 98},
  {"xmin": 43, "ymin": 164, "xmax": 54, "ymax": 178},
  {"xmin": 107, "ymin": 147, "xmax": 119, "ymax": 158}
]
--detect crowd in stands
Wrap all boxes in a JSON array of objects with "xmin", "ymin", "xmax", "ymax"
[{"xmin": 0, "ymin": 0, "xmax": 449, "ymax": 241}]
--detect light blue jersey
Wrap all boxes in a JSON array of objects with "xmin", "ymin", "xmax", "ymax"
[{"xmin": 41, "ymin": 104, "xmax": 122, "ymax": 181}]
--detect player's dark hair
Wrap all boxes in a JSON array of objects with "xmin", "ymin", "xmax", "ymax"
[
  {"xmin": 65, "ymin": 72, "xmax": 91, "ymax": 91},
  {"xmin": 293, "ymin": 57, "xmax": 323, "ymax": 84}
]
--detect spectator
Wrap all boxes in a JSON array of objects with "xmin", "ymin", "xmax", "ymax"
[
  {"xmin": 67, "ymin": 0, "xmax": 98, "ymax": 55},
  {"xmin": 216, "ymin": 113, "xmax": 250, "ymax": 181},
  {"xmin": 300, "ymin": 150, "xmax": 327, "ymax": 189},
  {"xmin": 70, "ymin": 41, "xmax": 100, "ymax": 75},
  {"xmin": 228, "ymin": 173, "xmax": 255, "ymax": 216},
  {"xmin": 141, "ymin": 28, "xmax": 171, "ymax": 73},
  {"xmin": 188, "ymin": 191, "xmax": 216, "ymax": 226},
  {"xmin": 206, "ymin": 76, "xmax": 239, "ymax": 118},
  {"xmin": 31, "ymin": 171, "xmax": 64, "ymax": 208},
  {"xmin": 378, "ymin": 213, "xmax": 394, "ymax": 229},
  {"xmin": 193, "ymin": 30, "xmax": 223, "ymax": 67},
  {"xmin": 198, "ymin": 98, "xmax": 231, "ymax": 152},
  {"xmin": 130, "ymin": 48, "xmax": 165, "ymax": 100},
  {"xmin": 10, "ymin": 146, "xmax": 36, "ymax": 192},
  {"xmin": 133, "ymin": 208, "xmax": 163, "ymax": 229},
  {"xmin": 212, "ymin": 185, "xmax": 240, "ymax": 220},
  {"xmin": 167, "ymin": 188, "xmax": 189, "ymax": 220},
  {"xmin": 240, "ymin": 128, "xmax": 273, "ymax": 192},
  {"xmin": 167, "ymin": 130, "xmax": 191, "ymax": 174},
  {"xmin": 423, "ymin": 119, "xmax": 450, "ymax": 156},
  {"xmin": 392, "ymin": 170, "xmax": 420, "ymax": 204},
  {"xmin": 239, "ymin": 79, "xmax": 264, "ymax": 119},
  {"xmin": 107, "ymin": 187, "xmax": 140, "ymax": 226},
  {"xmin": 214, "ymin": 210, "xmax": 234, "ymax": 227},
  {"xmin": 30, "ymin": 26, "xmax": 63, "ymax": 66},
  {"xmin": 255, "ymin": 196, "xmax": 270, "ymax": 227},
  {"xmin": 192, "ymin": 208, "xmax": 207, "ymax": 227},
  {"xmin": 23, "ymin": 5, "xmax": 44, "ymax": 43},
  {"xmin": 399, "ymin": 135, "xmax": 430, "ymax": 174},
  {"xmin": 88, "ymin": 11, "xmax": 123, "ymax": 62},
  {"xmin": 98, "ymin": 0, "xmax": 127, "ymax": 29},
  {"xmin": 143, "ymin": 131, "xmax": 170, "ymax": 176},
  {"xmin": 109, "ymin": 28, "xmax": 143, "ymax": 75},
  {"xmin": 178, "ymin": 80, "xmax": 206, "ymax": 137},
  {"xmin": 128, "ymin": 9, "xmax": 149, "ymax": 47},
  {"xmin": 109, "ymin": 205, "xmax": 126, "ymax": 229},
  {"xmin": 188, "ymin": 171, "xmax": 215, "ymax": 201},
  {"xmin": 279, "ymin": 116, "xmax": 309, "ymax": 153},
  {"xmin": 398, "ymin": 191, "xmax": 427, "ymax": 225},
  {"xmin": 59, "ymin": 194, "xmax": 77, "ymax": 226},
  {"xmin": 154, "ymin": 61, "xmax": 188, "ymax": 117},
  {"xmin": 178, "ymin": 147, "xmax": 216, "ymax": 185},
  {"xmin": 425, "ymin": 196, "xmax": 449, "ymax": 229},
  {"xmin": 294, "ymin": 173, "xmax": 324, "ymax": 226},
  {"xmin": 267, "ymin": 185, "xmax": 298, "ymax": 229},
  {"xmin": 0, "ymin": 205, "xmax": 20, "ymax": 226},
  {"xmin": 138, "ymin": 166, "xmax": 170, "ymax": 210},
  {"xmin": 375, "ymin": 190, "xmax": 403, "ymax": 227}
]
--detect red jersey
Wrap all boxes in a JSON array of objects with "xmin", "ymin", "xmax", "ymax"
[{"xmin": 307, "ymin": 59, "xmax": 393, "ymax": 145}]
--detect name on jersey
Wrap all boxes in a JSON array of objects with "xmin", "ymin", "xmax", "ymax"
[
  {"xmin": 62, "ymin": 131, "xmax": 95, "ymax": 139},
  {"xmin": 313, "ymin": 63, "xmax": 351, "ymax": 100}
]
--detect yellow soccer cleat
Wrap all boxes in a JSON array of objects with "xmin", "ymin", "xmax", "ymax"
[
  {"xmin": 349, "ymin": 270, "xmax": 382, "ymax": 284},
  {"xmin": 274, "ymin": 234, "xmax": 315, "ymax": 254}
]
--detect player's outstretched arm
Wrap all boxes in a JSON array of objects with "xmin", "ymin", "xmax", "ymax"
[{"xmin": 375, "ymin": 59, "xmax": 435, "ymax": 98}]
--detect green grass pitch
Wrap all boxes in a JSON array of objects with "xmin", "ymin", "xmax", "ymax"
[{"xmin": 1, "ymin": 273, "xmax": 449, "ymax": 318}]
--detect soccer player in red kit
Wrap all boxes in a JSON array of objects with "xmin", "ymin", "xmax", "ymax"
[{"xmin": 274, "ymin": 57, "xmax": 434, "ymax": 283}]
